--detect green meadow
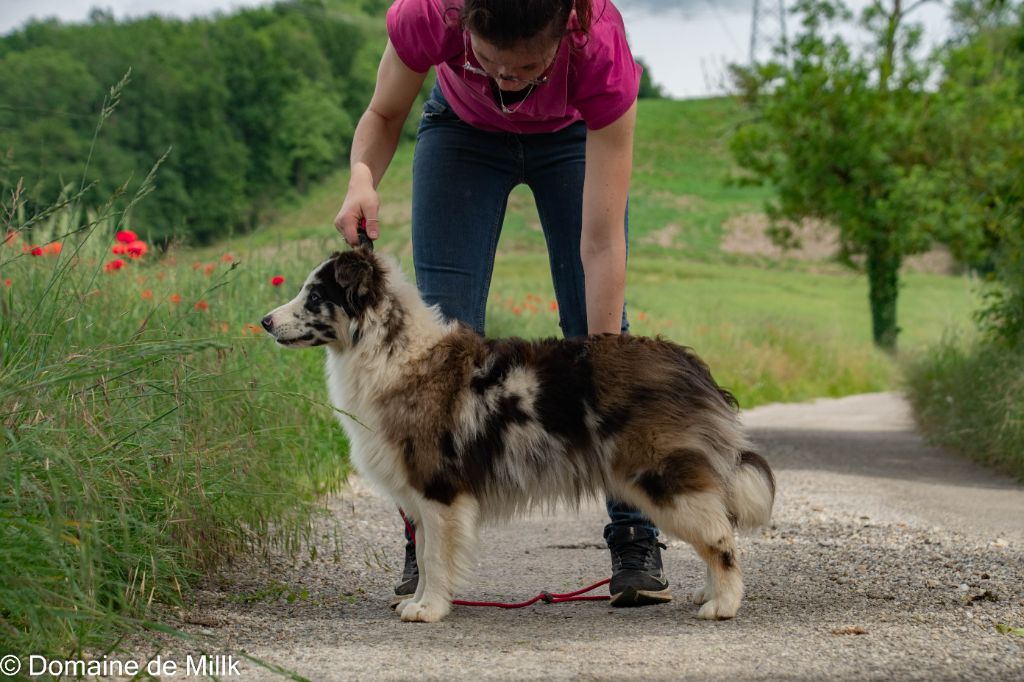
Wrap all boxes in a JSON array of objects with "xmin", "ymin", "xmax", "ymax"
[{"xmin": 2, "ymin": 96, "xmax": 978, "ymax": 659}]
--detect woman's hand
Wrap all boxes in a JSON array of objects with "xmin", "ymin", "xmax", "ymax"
[
  {"xmin": 333, "ymin": 40, "xmax": 427, "ymax": 247},
  {"xmin": 335, "ymin": 163, "xmax": 381, "ymax": 246}
]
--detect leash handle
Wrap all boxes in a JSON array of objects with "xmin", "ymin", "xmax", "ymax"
[{"xmin": 356, "ymin": 217, "xmax": 374, "ymax": 251}]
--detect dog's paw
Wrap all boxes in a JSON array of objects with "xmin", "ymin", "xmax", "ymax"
[
  {"xmin": 399, "ymin": 599, "xmax": 450, "ymax": 623},
  {"xmin": 696, "ymin": 597, "xmax": 739, "ymax": 620},
  {"xmin": 690, "ymin": 584, "xmax": 712, "ymax": 605},
  {"xmin": 395, "ymin": 598, "xmax": 417, "ymax": 617}
]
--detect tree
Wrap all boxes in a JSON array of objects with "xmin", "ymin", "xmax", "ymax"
[
  {"xmin": 0, "ymin": 47, "xmax": 99, "ymax": 207},
  {"xmin": 729, "ymin": 0, "xmax": 941, "ymax": 351},
  {"xmin": 637, "ymin": 59, "xmax": 667, "ymax": 99},
  {"xmin": 279, "ymin": 79, "xmax": 354, "ymax": 193},
  {"xmin": 925, "ymin": 0, "xmax": 1024, "ymax": 345}
]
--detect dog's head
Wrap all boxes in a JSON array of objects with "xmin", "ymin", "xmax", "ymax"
[{"xmin": 261, "ymin": 248, "xmax": 385, "ymax": 349}]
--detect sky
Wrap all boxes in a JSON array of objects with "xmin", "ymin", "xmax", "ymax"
[
  {"xmin": 0, "ymin": 0, "xmax": 955, "ymax": 99},
  {"xmin": 617, "ymin": 0, "xmax": 954, "ymax": 98}
]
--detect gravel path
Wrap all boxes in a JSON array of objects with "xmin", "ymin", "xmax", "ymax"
[{"xmin": 144, "ymin": 393, "xmax": 1023, "ymax": 681}]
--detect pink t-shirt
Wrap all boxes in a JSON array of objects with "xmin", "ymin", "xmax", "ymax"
[{"xmin": 386, "ymin": 0, "xmax": 641, "ymax": 133}]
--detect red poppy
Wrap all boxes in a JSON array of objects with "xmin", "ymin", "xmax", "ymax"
[
  {"xmin": 3, "ymin": 231, "xmax": 17, "ymax": 247},
  {"xmin": 126, "ymin": 240, "xmax": 148, "ymax": 258},
  {"xmin": 116, "ymin": 230, "xmax": 137, "ymax": 244},
  {"xmin": 141, "ymin": 290, "xmax": 153, "ymax": 300},
  {"xmin": 271, "ymin": 275, "xmax": 285, "ymax": 287},
  {"xmin": 30, "ymin": 246, "xmax": 43, "ymax": 256},
  {"xmin": 221, "ymin": 253, "xmax": 234, "ymax": 263},
  {"xmin": 45, "ymin": 242, "xmax": 62, "ymax": 255},
  {"xmin": 3, "ymin": 278, "xmax": 11, "ymax": 287},
  {"xmin": 192, "ymin": 262, "xmax": 201, "ymax": 271},
  {"xmin": 203, "ymin": 263, "xmax": 215, "ymax": 276},
  {"xmin": 550, "ymin": 300, "xmax": 558, "ymax": 312},
  {"xmin": 112, "ymin": 243, "xmax": 128, "ymax": 255},
  {"xmin": 104, "ymin": 259, "xmax": 126, "ymax": 272},
  {"xmin": 194, "ymin": 300, "xmax": 209, "ymax": 312},
  {"xmin": 169, "ymin": 293, "xmax": 182, "ymax": 304}
]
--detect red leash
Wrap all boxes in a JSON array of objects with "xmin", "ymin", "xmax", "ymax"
[{"xmin": 399, "ymin": 509, "xmax": 611, "ymax": 608}]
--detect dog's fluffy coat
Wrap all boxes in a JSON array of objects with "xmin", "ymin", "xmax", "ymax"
[{"xmin": 263, "ymin": 248, "xmax": 775, "ymax": 622}]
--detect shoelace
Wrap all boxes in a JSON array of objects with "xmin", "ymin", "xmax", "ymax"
[{"xmin": 612, "ymin": 539, "xmax": 668, "ymax": 571}]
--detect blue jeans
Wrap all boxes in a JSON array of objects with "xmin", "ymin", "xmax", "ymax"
[
  {"xmin": 413, "ymin": 85, "xmax": 631, "ymax": 337},
  {"xmin": 404, "ymin": 85, "xmax": 657, "ymax": 543}
]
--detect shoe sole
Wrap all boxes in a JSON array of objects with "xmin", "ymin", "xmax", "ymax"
[{"xmin": 609, "ymin": 586, "xmax": 673, "ymax": 608}]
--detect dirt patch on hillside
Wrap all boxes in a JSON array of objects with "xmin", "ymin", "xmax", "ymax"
[
  {"xmin": 721, "ymin": 212, "xmax": 956, "ymax": 274},
  {"xmin": 640, "ymin": 223, "xmax": 682, "ymax": 248},
  {"xmin": 721, "ymin": 213, "xmax": 837, "ymax": 261}
]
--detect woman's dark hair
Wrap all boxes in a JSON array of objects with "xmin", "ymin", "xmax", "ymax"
[{"xmin": 458, "ymin": 0, "xmax": 593, "ymax": 49}]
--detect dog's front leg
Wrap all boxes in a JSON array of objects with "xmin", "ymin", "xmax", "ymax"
[{"xmin": 398, "ymin": 495, "xmax": 478, "ymax": 623}]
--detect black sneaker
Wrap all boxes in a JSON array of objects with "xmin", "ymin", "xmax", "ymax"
[
  {"xmin": 606, "ymin": 526, "xmax": 672, "ymax": 607},
  {"xmin": 390, "ymin": 539, "xmax": 418, "ymax": 608}
]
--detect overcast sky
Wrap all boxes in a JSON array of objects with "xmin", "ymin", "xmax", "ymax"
[{"xmin": 0, "ymin": 0, "xmax": 953, "ymax": 98}]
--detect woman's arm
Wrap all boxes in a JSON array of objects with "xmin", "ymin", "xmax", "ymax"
[
  {"xmin": 335, "ymin": 40, "xmax": 427, "ymax": 245},
  {"xmin": 581, "ymin": 99, "xmax": 637, "ymax": 335}
]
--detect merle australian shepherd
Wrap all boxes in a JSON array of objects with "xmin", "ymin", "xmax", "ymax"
[{"xmin": 262, "ymin": 244, "xmax": 775, "ymax": 623}]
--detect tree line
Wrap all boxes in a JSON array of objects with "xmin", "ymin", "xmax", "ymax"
[{"xmin": 0, "ymin": 0, "xmax": 390, "ymax": 245}]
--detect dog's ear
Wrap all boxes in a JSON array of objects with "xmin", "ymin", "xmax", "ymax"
[{"xmin": 333, "ymin": 250, "xmax": 382, "ymax": 316}]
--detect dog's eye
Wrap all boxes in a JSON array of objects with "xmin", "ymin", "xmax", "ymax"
[{"xmin": 308, "ymin": 290, "xmax": 322, "ymax": 305}]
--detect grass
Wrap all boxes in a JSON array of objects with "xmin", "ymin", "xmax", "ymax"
[
  {"xmin": 1, "ymin": 202, "xmax": 349, "ymax": 661},
  {"xmin": 904, "ymin": 337, "xmax": 1024, "ymax": 480}
]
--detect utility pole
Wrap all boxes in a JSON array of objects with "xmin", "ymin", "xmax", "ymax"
[{"xmin": 750, "ymin": 0, "xmax": 789, "ymax": 66}]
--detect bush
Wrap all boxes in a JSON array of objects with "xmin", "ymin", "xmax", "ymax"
[{"xmin": 904, "ymin": 336, "xmax": 1024, "ymax": 480}]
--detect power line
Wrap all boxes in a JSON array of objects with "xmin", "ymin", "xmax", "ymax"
[
  {"xmin": 701, "ymin": 0, "xmax": 743, "ymax": 55},
  {"xmin": 749, "ymin": 0, "xmax": 789, "ymax": 66}
]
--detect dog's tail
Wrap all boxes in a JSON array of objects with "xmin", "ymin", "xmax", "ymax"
[{"xmin": 729, "ymin": 450, "xmax": 775, "ymax": 531}]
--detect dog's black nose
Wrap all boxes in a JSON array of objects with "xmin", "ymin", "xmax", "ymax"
[{"xmin": 261, "ymin": 314, "xmax": 274, "ymax": 332}]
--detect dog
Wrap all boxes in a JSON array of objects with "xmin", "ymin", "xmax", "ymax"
[{"xmin": 261, "ymin": 244, "xmax": 775, "ymax": 623}]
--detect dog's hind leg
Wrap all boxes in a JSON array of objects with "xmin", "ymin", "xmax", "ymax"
[
  {"xmin": 398, "ymin": 495, "xmax": 478, "ymax": 623},
  {"xmin": 644, "ymin": 491, "xmax": 744, "ymax": 620},
  {"xmin": 689, "ymin": 534, "xmax": 743, "ymax": 620}
]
